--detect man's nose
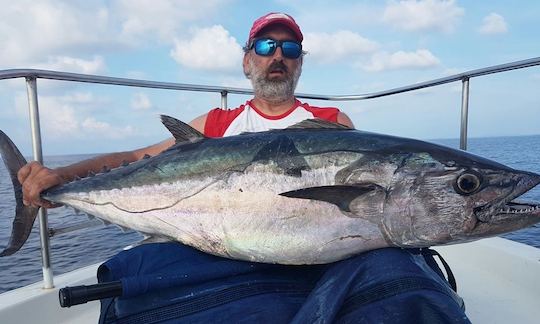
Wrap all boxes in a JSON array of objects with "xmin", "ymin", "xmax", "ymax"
[{"xmin": 272, "ymin": 46, "xmax": 284, "ymax": 59}]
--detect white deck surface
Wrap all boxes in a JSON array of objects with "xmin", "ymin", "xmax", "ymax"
[
  {"xmin": 0, "ymin": 263, "xmax": 100, "ymax": 323},
  {"xmin": 0, "ymin": 237, "xmax": 538, "ymax": 323},
  {"xmin": 435, "ymin": 237, "xmax": 540, "ymax": 324}
]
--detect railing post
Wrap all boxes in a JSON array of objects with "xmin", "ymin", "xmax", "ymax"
[
  {"xmin": 460, "ymin": 78, "xmax": 470, "ymax": 150},
  {"xmin": 221, "ymin": 90, "xmax": 228, "ymax": 109},
  {"xmin": 25, "ymin": 77, "xmax": 54, "ymax": 289}
]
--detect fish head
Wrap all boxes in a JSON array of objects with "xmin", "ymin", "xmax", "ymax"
[{"xmin": 342, "ymin": 144, "xmax": 540, "ymax": 247}]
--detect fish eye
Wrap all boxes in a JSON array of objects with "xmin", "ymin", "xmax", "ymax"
[{"xmin": 454, "ymin": 172, "xmax": 482, "ymax": 195}]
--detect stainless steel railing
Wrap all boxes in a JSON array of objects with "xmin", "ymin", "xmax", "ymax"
[{"xmin": 1, "ymin": 55, "xmax": 540, "ymax": 289}]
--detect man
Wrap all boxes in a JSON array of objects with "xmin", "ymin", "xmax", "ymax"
[
  {"xmin": 18, "ymin": 12, "xmax": 353, "ymax": 208},
  {"xmin": 19, "ymin": 13, "xmax": 470, "ymax": 323}
]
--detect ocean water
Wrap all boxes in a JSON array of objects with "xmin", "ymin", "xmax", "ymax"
[{"xmin": 0, "ymin": 135, "xmax": 539, "ymax": 294}]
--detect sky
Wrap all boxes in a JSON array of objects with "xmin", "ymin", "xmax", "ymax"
[{"xmin": 0, "ymin": 0, "xmax": 539, "ymax": 156}]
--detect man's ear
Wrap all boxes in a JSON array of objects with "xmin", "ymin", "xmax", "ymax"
[{"xmin": 243, "ymin": 53, "xmax": 251, "ymax": 78}]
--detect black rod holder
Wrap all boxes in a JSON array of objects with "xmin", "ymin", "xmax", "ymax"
[{"xmin": 59, "ymin": 281, "xmax": 122, "ymax": 308}]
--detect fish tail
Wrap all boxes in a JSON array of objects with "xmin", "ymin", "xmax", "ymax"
[{"xmin": 0, "ymin": 130, "xmax": 39, "ymax": 256}]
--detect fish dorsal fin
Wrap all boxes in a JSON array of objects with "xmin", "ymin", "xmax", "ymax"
[
  {"xmin": 160, "ymin": 115, "xmax": 206, "ymax": 144},
  {"xmin": 286, "ymin": 118, "xmax": 353, "ymax": 130}
]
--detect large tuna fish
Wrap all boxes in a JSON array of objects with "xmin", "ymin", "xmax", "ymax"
[{"xmin": 1, "ymin": 117, "xmax": 539, "ymax": 264}]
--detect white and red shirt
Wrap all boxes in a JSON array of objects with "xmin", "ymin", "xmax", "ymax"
[{"xmin": 204, "ymin": 99, "xmax": 340, "ymax": 137}]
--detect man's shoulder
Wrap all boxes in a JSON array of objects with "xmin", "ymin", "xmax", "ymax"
[
  {"xmin": 296, "ymin": 101, "xmax": 341, "ymax": 122},
  {"xmin": 298, "ymin": 101, "xmax": 340, "ymax": 111},
  {"xmin": 204, "ymin": 103, "xmax": 249, "ymax": 137},
  {"xmin": 207, "ymin": 102, "xmax": 248, "ymax": 117},
  {"xmin": 207, "ymin": 107, "xmax": 241, "ymax": 115}
]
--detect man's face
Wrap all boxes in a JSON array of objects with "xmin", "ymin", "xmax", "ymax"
[{"xmin": 243, "ymin": 25, "xmax": 303, "ymax": 104}]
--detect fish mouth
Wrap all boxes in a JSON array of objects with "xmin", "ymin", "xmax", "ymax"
[
  {"xmin": 474, "ymin": 173, "xmax": 540, "ymax": 223},
  {"xmin": 469, "ymin": 198, "xmax": 540, "ymax": 239},
  {"xmin": 498, "ymin": 200, "xmax": 540, "ymax": 215},
  {"xmin": 479, "ymin": 200, "xmax": 540, "ymax": 222}
]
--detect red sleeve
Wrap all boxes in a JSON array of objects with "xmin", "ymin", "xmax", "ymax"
[
  {"xmin": 204, "ymin": 106, "xmax": 245, "ymax": 137},
  {"xmin": 299, "ymin": 103, "xmax": 340, "ymax": 122}
]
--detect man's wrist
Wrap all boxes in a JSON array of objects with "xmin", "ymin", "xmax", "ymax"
[{"xmin": 54, "ymin": 167, "xmax": 73, "ymax": 183}]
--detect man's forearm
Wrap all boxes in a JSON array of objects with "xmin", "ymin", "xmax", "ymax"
[
  {"xmin": 55, "ymin": 151, "xmax": 138, "ymax": 182},
  {"xmin": 52, "ymin": 137, "xmax": 175, "ymax": 182}
]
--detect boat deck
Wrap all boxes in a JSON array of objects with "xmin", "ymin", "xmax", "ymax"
[
  {"xmin": 0, "ymin": 263, "xmax": 100, "ymax": 323},
  {"xmin": 436, "ymin": 237, "xmax": 540, "ymax": 323}
]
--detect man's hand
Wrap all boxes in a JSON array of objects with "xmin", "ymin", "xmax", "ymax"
[{"xmin": 17, "ymin": 161, "xmax": 65, "ymax": 208}]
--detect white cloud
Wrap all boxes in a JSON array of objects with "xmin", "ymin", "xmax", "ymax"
[
  {"xmin": 60, "ymin": 92, "xmax": 98, "ymax": 104},
  {"xmin": 0, "ymin": 1, "xmax": 228, "ymax": 68},
  {"xmin": 382, "ymin": 0, "xmax": 465, "ymax": 33},
  {"xmin": 170, "ymin": 25, "xmax": 243, "ymax": 71},
  {"xmin": 116, "ymin": 0, "xmax": 226, "ymax": 43},
  {"xmin": 303, "ymin": 31, "xmax": 379, "ymax": 63},
  {"xmin": 35, "ymin": 56, "xmax": 106, "ymax": 74},
  {"xmin": 131, "ymin": 92, "xmax": 153, "ymax": 110},
  {"xmin": 81, "ymin": 117, "xmax": 135, "ymax": 139},
  {"xmin": 14, "ymin": 94, "xmax": 80, "ymax": 137},
  {"xmin": 360, "ymin": 49, "xmax": 440, "ymax": 72},
  {"xmin": 48, "ymin": 105, "xmax": 81, "ymax": 136},
  {"xmin": 0, "ymin": 1, "xmax": 113, "ymax": 67},
  {"xmin": 478, "ymin": 13, "xmax": 508, "ymax": 35},
  {"xmin": 14, "ymin": 91, "xmax": 133, "ymax": 139}
]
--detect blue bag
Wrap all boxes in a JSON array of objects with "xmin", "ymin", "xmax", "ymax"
[{"xmin": 98, "ymin": 243, "xmax": 470, "ymax": 323}]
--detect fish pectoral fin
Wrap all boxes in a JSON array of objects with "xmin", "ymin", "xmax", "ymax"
[
  {"xmin": 116, "ymin": 225, "xmax": 131, "ymax": 232},
  {"xmin": 140, "ymin": 235, "xmax": 172, "ymax": 245},
  {"xmin": 160, "ymin": 115, "xmax": 206, "ymax": 144},
  {"xmin": 279, "ymin": 184, "xmax": 379, "ymax": 213}
]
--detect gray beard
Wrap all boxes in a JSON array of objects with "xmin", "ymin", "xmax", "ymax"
[{"xmin": 245, "ymin": 57, "xmax": 302, "ymax": 104}]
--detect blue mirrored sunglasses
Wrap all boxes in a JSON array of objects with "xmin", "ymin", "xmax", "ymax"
[{"xmin": 249, "ymin": 38, "xmax": 303, "ymax": 59}]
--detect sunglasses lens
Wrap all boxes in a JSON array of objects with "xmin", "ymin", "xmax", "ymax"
[
  {"xmin": 254, "ymin": 39, "xmax": 276, "ymax": 56},
  {"xmin": 282, "ymin": 42, "xmax": 301, "ymax": 59},
  {"xmin": 253, "ymin": 39, "xmax": 301, "ymax": 59}
]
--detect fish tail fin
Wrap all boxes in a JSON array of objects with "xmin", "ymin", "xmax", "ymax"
[{"xmin": 0, "ymin": 130, "xmax": 39, "ymax": 256}]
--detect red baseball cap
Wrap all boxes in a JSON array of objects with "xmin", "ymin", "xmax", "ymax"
[{"xmin": 248, "ymin": 12, "xmax": 303, "ymax": 44}]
